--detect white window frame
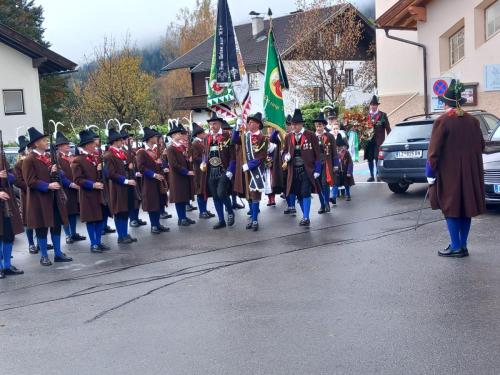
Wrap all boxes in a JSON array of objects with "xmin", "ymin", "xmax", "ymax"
[
  {"xmin": 249, "ymin": 72, "xmax": 260, "ymax": 91},
  {"xmin": 3, "ymin": 89, "xmax": 25, "ymax": 115},
  {"xmin": 486, "ymin": 0, "xmax": 500, "ymax": 39},
  {"xmin": 344, "ymin": 69, "xmax": 354, "ymax": 86},
  {"xmin": 449, "ymin": 27, "xmax": 465, "ymax": 66},
  {"xmin": 312, "ymin": 86, "xmax": 325, "ymax": 102}
]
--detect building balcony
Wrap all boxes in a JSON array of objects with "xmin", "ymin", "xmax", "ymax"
[{"xmin": 173, "ymin": 94, "xmax": 208, "ymax": 111}]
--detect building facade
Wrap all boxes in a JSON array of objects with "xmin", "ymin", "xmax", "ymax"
[
  {"xmin": 377, "ymin": 0, "xmax": 500, "ymax": 125},
  {"xmin": 0, "ymin": 24, "xmax": 76, "ymax": 143}
]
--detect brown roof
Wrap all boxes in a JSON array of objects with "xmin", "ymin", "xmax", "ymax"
[
  {"xmin": 0, "ymin": 23, "xmax": 77, "ymax": 75},
  {"xmin": 376, "ymin": 0, "xmax": 433, "ymax": 30},
  {"xmin": 163, "ymin": 4, "xmax": 375, "ymax": 74}
]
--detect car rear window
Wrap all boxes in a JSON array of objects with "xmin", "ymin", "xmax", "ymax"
[{"xmin": 384, "ymin": 123, "xmax": 434, "ymax": 144}]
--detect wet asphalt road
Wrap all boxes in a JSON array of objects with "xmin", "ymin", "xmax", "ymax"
[{"xmin": 2, "ymin": 173, "xmax": 500, "ymax": 374}]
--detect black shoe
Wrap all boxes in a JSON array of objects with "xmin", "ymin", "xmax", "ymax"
[
  {"xmin": 159, "ymin": 225, "xmax": 170, "ymax": 232},
  {"xmin": 47, "ymin": 244, "xmax": 54, "ymax": 250},
  {"xmin": 126, "ymin": 235, "xmax": 137, "ymax": 242},
  {"xmin": 98, "ymin": 244, "xmax": 111, "ymax": 251},
  {"xmin": 246, "ymin": 210, "xmax": 252, "ymax": 216},
  {"xmin": 438, "ymin": 246, "xmax": 466, "ymax": 258},
  {"xmin": 199, "ymin": 212, "xmax": 213, "ymax": 219},
  {"xmin": 54, "ymin": 253, "xmax": 73, "ymax": 262},
  {"xmin": 246, "ymin": 221, "xmax": 253, "ymax": 230},
  {"xmin": 66, "ymin": 236, "xmax": 75, "ymax": 244},
  {"xmin": 186, "ymin": 204, "xmax": 198, "ymax": 212},
  {"xmin": 40, "ymin": 256, "xmax": 52, "ymax": 266},
  {"xmin": 284, "ymin": 208, "xmax": 292, "ymax": 215},
  {"xmin": 71, "ymin": 233, "xmax": 86, "ymax": 241},
  {"xmin": 325, "ymin": 204, "xmax": 331, "ymax": 212},
  {"xmin": 206, "ymin": 210, "xmax": 216, "ymax": 218},
  {"xmin": 367, "ymin": 177, "xmax": 375, "ymax": 182},
  {"xmin": 151, "ymin": 226, "xmax": 162, "ymax": 234},
  {"xmin": 3, "ymin": 266, "xmax": 24, "ymax": 275},
  {"xmin": 138, "ymin": 219, "xmax": 148, "ymax": 226},
  {"xmin": 118, "ymin": 236, "xmax": 134, "ymax": 244},
  {"xmin": 160, "ymin": 212, "xmax": 172, "ymax": 220},
  {"xmin": 252, "ymin": 221, "xmax": 259, "ymax": 231},
  {"xmin": 376, "ymin": 177, "xmax": 381, "ymax": 182},
  {"xmin": 102, "ymin": 226, "xmax": 116, "ymax": 235},
  {"xmin": 280, "ymin": 193, "xmax": 286, "ymax": 200},
  {"xmin": 227, "ymin": 214, "xmax": 235, "ymax": 226},
  {"xmin": 232, "ymin": 202, "xmax": 245, "ymax": 210},
  {"xmin": 29, "ymin": 245, "xmax": 38, "ymax": 254},
  {"xmin": 290, "ymin": 208, "xmax": 297, "ymax": 216},
  {"xmin": 0, "ymin": 269, "xmax": 4, "ymax": 279},
  {"xmin": 129, "ymin": 220, "xmax": 140, "ymax": 228},
  {"xmin": 213, "ymin": 221, "xmax": 227, "ymax": 230},
  {"xmin": 299, "ymin": 218, "xmax": 311, "ymax": 227},
  {"xmin": 462, "ymin": 247, "xmax": 469, "ymax": 257},
  {"xmin": 318, "ymin": 207, "xmax": 326, "ymax": 214},
  {"xmin": 346, "ymin": 196, "xmax": 351, "ymax": 202},
  {"xmin": 178, "ymin": 219, "xmax": 192, "ymax": 226},
  {"xmin": 91, "ymin": 245, "xmax": 104, "ymax": 253}
]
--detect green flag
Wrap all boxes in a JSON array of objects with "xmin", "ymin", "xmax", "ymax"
[{"xmin": 263, "ymin": 28, "xmax": 288, "ymax": 132}]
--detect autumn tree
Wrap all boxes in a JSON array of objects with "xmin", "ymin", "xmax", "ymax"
[
  {"xmin": 74, "ymin": 37, "xmax": 157, "ymax": 126},
  {"xmin": 288, "ymin": 0, "xmax": 375, "ymax": 104},
  {"xmin": 154, "ymin": 0, "xmax": 216, "ymax": 119}
]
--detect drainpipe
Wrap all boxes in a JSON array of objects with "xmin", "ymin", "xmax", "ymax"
[{"xmin": 383, "ymin": 29, "xmax": 429, "ymax": 117}]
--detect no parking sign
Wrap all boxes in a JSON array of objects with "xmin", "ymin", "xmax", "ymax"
[{"xmin": 431, "ymin": 77, "xmax": 452, "ymax": 111}]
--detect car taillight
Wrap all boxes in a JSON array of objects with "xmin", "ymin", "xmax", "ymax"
[{"xmin": 378, "ymin": 150, "xmax": 384, "ymax": 160}]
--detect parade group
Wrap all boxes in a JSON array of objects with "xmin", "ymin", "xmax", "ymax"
[{"xmin": 0, "ymin": 94, "xmax": 395, "ymax": 278}]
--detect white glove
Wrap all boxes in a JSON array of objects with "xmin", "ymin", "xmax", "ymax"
[
  {"xmin": 427, "ymin": 177, "xmax": 436, "ymax": 185},
  {"xmin": 314, "ymin": 172, "xmax": 320, "ymax": 179},
  {"xmin": 226, "ymin": 171, "xmax": 233, "ymax": 180},
  {"xmin": 135, "ymin": 172, "xmax": 142, "ymax": 177},
  {"xmin": 267, "ymin": 143, "xmax": 277, "ymax": 154},
  {"xmin": 242, "ymin": 163, "xmax": 249, "ymax": 172},
  {"xmin": 236, "ymin": 119, "xmax": 243, "ymax": 131},
  {"xmin": 284, "ymin": 153, "xmax": 291, "ymax": 162}
]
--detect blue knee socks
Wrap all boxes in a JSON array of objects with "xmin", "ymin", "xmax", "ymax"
[
  {"xmin": 323, "ymin": 187, "xmax": 330, "ymax": 204},
  {"xmin": 51, "ymin": 234, "xmax": 63, "ymax": 257},
  {"xmin": 37, "ymin": 237, "xmax": 48, "ymax": 257},
  {"xmin": 114, "ymin": 218, "xmax": 129, "ymax": 239},
  {"xmin": 345, "ymin": 185, "xmax": 351, "ymax": 197},
  {"xmin": 197, "ymin": 195, "xmax": 207, "ymax": 214},
  {"xmin": 223, "ymin": 197, "xmax": 234, "ymax": 215},
  {"xmin": 302, "ymin": 197, "xmax": 311, "ymax": 220},
  {"xmin": 231, "ymin": 193, "xmax": 238, "ymax": 207},
  {"xmin": 148, "ymin": 211, "xmax": 161, "ymax": 228},
  {"xmin": 129, "ymin": 208, "xmax": 139, "ymax": 221},
  {"xmin": 86, "ymin": 222, "xmax": 97, "ymax": 246},
  {"xmin": 251, "ymin": 201, "xmax": 260, "ymax": 222},
  {"xmin": 2, "ymin": 242, "xmax": 13, "ymax": 269},
  {"xmin": 213, "ymin": 199, "xmax": 225, "ymax": 223},
  {"xmin": 459, "ymin": 217, "xmax": 472, "ymax": 249},
  {"xmin": 175, "ymin": 203, "xmax": 187, "ymax": 221},
  {"xmin": 69, "ymin": 214, "xmax": 77, "ymax": 236},
  {"xmin": 287, "ymin": 194, "xmax": 296, "ymax": 208},
  {"xmin": 318, "ymin": 189, "xmax": 326, "ymax": 208},
  {"xmin": 445, "ymin": 218, "xmax": 461, "ymax": 250}
]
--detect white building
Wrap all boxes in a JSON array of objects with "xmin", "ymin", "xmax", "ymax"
[
  {"xmin": 0, "ymin": 23, "xmax": 76, "ymax": 143},
  {"xmin": 376, "ymin": 0, "xmax": 500, "ymax": 124}
]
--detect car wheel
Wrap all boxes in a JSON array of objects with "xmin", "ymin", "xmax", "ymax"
[{"xmin": 388, "ymin": 182, "xmax": 410, "ymax": 194}]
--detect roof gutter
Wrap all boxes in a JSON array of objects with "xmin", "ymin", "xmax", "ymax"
[{"xmin": 383, "ymin": 28, "xmax": 429, "ymax": 117}]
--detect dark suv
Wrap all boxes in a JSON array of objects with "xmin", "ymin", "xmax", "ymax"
[{"xmin": 378, "ymin": 110, "xmax": 500, "ymax": 194}]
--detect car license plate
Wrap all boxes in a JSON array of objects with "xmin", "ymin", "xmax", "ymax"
[
  {"xmin": 395, "ymin": 150, "xmax": 423, "ymax": 159},
  {"xmin": 494, "ymin": 184, "xmax": 500, "ymax": 194}
]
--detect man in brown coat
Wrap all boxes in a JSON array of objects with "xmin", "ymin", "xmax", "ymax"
[
  {"xmin": 22, "ymin": 127, "xmax": 73, "ymax": 266},
  {"xmin": 55, "ymin": 131, "xmax": 86, "ymax": 245},
  {"xmin": 0, "ymin": 156, "xmax": 25, "ymax": 278},
  {"xmin": 283, "ymin": 109, "xmax": 321, "ymax": 227},
  {"xmin": 191, "ymin": 123, "xmax": 215, "ymax": 219},
  {"xmin": 104, "ymin": 129, "xmax": 138, "ymax": 244},
  {"xmin": 166, "ymin": 123, "xmax": 196, "ymax": 226},
  {"xmin": 71, "ymin": 129, "xmax": 109, "ymax": 253},
  {"xmin": 136, "ymin": 127, "xmax": 170, "ymax": 234},
  {"xmin": 314, "ymin": 112, "xmax": 338, "ymax": 214},
  {"xmin": 426, "ymin": 80, "xmax": 486, "ymax": 257}
]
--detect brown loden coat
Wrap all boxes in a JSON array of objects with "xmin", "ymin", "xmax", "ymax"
[
  {"xmin": 0, "ymin": 161, "xmax": 24, "ymax": 236},
  {"xmin": 166, "ymin": 144, "xmax": 194, "ymax": 204},
  {"xmin": 317, "ymin": 132, "xmax": 338, "ymax": 187},
  {"xmin": 71, "ymin": 155, "xmax": 104, "ymax": 223},
  {"xmin": 269, "ymin": 131, "xmax": 284, "ymax": 194},
  {"xmin": 22, "ymin": 152, "xmax": 69, "ymax": 229},
  {"xmin": 13, "ymin": 159, "xmax": 28, "ymax": 225},
  {"xmin": 59, "ymin": 155, "xmax": 79, "ymax": 215},
  {"xmin": 427, "ymin": 111, "xmax": 486, "ymax": 218},
  {"xmin": 233, "ymin": 143, "xmax": 246, "ymax": 197},
  {"xmin": 136, "ymin": 148, "xmax": 163, "ymax": 212},
  {"xmin": 191, "ymin": 139, "xmax": 205, "ymax": 196},
  {"xmin": 284, "ymin": 130, "xmax": 321, "ymax": 196},
  {"xmin": 104, "ymin": 149, "xmax": 132, "ymax": 215}
]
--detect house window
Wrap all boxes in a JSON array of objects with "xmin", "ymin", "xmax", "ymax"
[
  {"xmin": 205, "ymin": 77, "xmax": 210, "ymax": 94},
  {"xmin": 449, "ymin": 28, "xmax": 465, "ymax": 66},
  {"xmin": 344, "ymin": 69, "xmax": 354, "ymax": 86},
  {"xmin": 3, "ymin": 90, "xmax": 25, "ymax": 115},
  {"xmin": 334, "ymin": 33, "xmax": 341, "ymax": 47},
  {"xmin": 249, "ymin": 72, "xmax": 260, "ymax": 91},
  {"xmin": 486, "ymin": 1, "xmax": 500, "ymax": 39},
  {"xmin": 312, "ymin": 86, "xmax": 325, "ymax": 102}
]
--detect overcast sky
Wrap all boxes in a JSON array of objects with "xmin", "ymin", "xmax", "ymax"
[{"xmin": 36, "ymin": 0, "xmax": 373, "ymax": 64}]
